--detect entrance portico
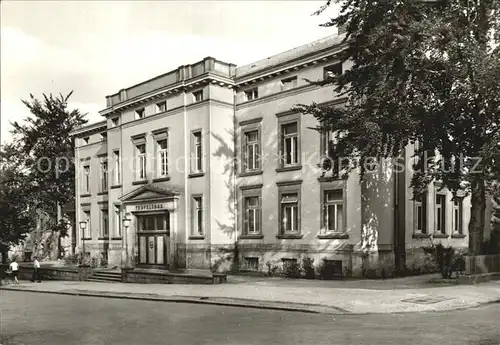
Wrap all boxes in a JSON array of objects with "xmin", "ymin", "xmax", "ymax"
[{"xmin": 119, "ymin": 184, "xmax": 180, "ymax": 270}]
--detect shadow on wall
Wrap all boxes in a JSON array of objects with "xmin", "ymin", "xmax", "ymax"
[{"xmin": 210, "ymin": 129, "xmax": 237, "ymax": 271}]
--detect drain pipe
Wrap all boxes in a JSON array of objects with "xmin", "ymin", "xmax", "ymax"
[{"xmin": 232, "ymin": 76, "xmax": 239, "ymax": 269}]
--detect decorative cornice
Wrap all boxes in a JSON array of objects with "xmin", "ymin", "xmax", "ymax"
[
  {"xmin": 238, "ymin": 117, "xmax": 263, "ymax": 127},
  {"xmin": 100, "ymin": 74, "xmax": 235, "ymax": 117},
  {"xmin": 70, "ymin": 121, "xmax": 107, "ymax": 137},
  {"xmin": 276, "ymin": 180, "xmax": 303, "ymax": 187},
  {"xmin": 239, "ymin": 183, "xmax": 264, "ymax": 191},
  {"xmin": 235, "ymin": 46, "xmax": 347, "ymax": 87},
  {"xmin": 151, "ymin": 127, "xmax": 169, "ymax": 135}
]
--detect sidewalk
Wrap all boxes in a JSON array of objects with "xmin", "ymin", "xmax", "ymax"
[{"xmin": 2, "ymin": 275, "xmax": 499, "ymax": 315}]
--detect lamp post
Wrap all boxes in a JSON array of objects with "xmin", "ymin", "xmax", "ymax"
[
  {"xmin": 122, "ymin": 216, "xmax": 131, "ymax": 268},
  {"xmin": 79, "ymin": 221, "xmax": 87, "ymax": 266}
]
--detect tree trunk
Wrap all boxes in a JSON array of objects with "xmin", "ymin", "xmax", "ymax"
[{"xmin": 468, "ymin": 176, "xmax": 486, "ymax": 254}]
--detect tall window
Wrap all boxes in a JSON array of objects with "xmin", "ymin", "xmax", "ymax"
[
  {"xmin": 244, "ymin": 130, "xmax": 260, "ymax": 171},
  {"xmin": 192, "ymin": 196, "xmax": 203, "ymax": 235},
  {"xmin": 157, "ymin": 139, "xmax": 168, "ymax": 176},
  {"xmin": 113, "ymin": 150, "xmax": 121, "ymax": 185},
  {"xmin": 324, "ymin": 190, "xmax": 344, "ymax": 232},
  {"xmin": 83, "ymin": 165, "xmax": 90, "ymax": 194},
  {"xmin": 436, "ymin": 194, "xmax": 446, "ymax": 233},
  {"xmin": 452, "ymin": 197, "xmax": 463, "ymax": 234},
  {"xmin": 281, "ymin": 122, "xmax": 299, "ymax": 166},
  {"xmin": 280, "ymin": 193, "xmax": 299, "ymax": 233},
  {"xmin": 101, "ymin": 210, "xmax": 109, "ymax": 237},
  {"xmin": 83, "ymin": 210, "xmax": 91, "ymax": 238},
  {"xmin": 136, "ymin": 143, "xmax": 146, "ymax": 180},
  {"xmin": 192, "ymin": 131, "xmax": 203, "ymax": 172},
  {"xmin": 100, "ymin": 160, "xmax": 108, "ymax": 192},
  {"xmin": 244, "ymin": 196, "xmax": 261, "ymax": 235},
  {"xmin": 114, "ymin": 206, "xmax": 121, "ymax": 237},
  {"xmin": 414, "ymin": 193, "xmax": 427, "ymax": 233}
]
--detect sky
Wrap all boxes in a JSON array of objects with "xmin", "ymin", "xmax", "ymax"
[{"xmin": 1, "ymin": 0, "xmax": 339, "ymax": 144}]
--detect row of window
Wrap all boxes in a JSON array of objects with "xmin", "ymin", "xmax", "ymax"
[
  {"xmin": 242, "ymin": 63, "xmax": 343, "ymax": 102},
  {"xmin": 414, "ymin": 193, "xmax": 464, "ymax": 234},
  {"xmin": 81, "ymin": 129, "xmax": 203, "ymax": 194},
  {"xmin": 81, "ymin": 208, "xmax": 118, "ymax": 239},
  {"xmin": 132, "ymin": 90, "xmax": 204, "ymax": 121},
  {"xmin": 241, "ymin": 187, "xmax": 344, "ymax": 236}
]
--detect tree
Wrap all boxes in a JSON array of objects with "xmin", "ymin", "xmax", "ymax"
[
  {"xmin": 296, "ymin": 0, "xmax": 500, "ymax": 254},
  {"xmin": 0, "ymin": 144, "xmax": 36, "ymax": 262},
  {"xmin": 10, "ymin": 91, "xmax": 87, "ymax": 259}
]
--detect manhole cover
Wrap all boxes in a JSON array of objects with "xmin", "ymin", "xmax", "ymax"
[{"xmin": 402, "ymin": 296, "xmax": 453, "ymax": 304}]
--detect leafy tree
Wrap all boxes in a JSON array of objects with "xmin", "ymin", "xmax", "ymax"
[
  {"xmin": 297, "ymin": 0, "xmax": 500, "ymax": 255},
  {"xmin": 10, "ymin": 91, "xmax": 87, "ymax": 258},
  {"xmin": 0, "ymin": 144, "xmax": 36, "ymax": 262}
]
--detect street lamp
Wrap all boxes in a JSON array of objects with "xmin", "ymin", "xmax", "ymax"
[
  {"xmin": 79, "ymin": 221, "xmax": 87, "ymax": 265},
  {"xmin": 122, "ymin": 216, "xmax": 131, "ymax": 268}
]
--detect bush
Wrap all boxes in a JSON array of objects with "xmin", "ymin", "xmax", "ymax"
[
  {"xmin": 283, "ymin": 260, "xmax": 301, "ymax": 278},
  {"xmin": 302, "ymin": 257, "xmax": 315, "ymax": 279},
  {"xmin": 64, "ymin": 254, "xmax": 80, "ymax": 265},
  {"xmin": 423, "ymin": 243, "xmax": 463, "ymax": 279},
  {"xmin": 265, "ymin": 261, "xmax": 280, "ymax": 276}
]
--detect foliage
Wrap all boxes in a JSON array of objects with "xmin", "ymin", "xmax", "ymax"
[
  {"xmin": 282, "ymin": 260, "xmax": 301, "ymax": 278},
  {"xmin": 10, "ymin": 91, "xmax": 87, "ymax": 217},
  {"xmin": 298, "ymin": 0, "xmax": 500, "ymax": 255},
  {"xmin": 265, "ymin": 261, "xmax": 281, "ymax": 276},
  {"xmin": 0, "ymin": 144, "xmax": 36, "ymax": 260},
  {"xmin": 302, "ymin": 257, "xmax": 316, "ymax": 279},
  {"xmin": 423, "ymin": 243, "xmax": 465, "ymax": 279},
  {"xmin": 64, "ymin": 253, "xmax": 80, "ymax": 266}
]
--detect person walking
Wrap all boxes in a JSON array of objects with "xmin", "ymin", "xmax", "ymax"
[
  {"xmin": 31, "ymin": 257, "xmax": 41, "ymax": 283},
  {"xmin": 9, "ymin": 258, "xmax": 20, "ymax": 285}
]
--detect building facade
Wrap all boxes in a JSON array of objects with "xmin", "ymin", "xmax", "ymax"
[{"xmin": 71, "ymin": 34, "xmax": 470, "ymax": 276}]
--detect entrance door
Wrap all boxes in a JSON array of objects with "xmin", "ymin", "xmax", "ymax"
[{"xmin": 137, "ymin": 213, "xmax": 170, "ymax": 266}]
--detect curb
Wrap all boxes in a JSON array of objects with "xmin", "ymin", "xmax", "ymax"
[{"xmin": 0, "ymin": 287, "xmax": 347, "ymax": 315}]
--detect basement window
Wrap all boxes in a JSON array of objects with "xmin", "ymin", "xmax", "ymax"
[{"xmin": 244, "ymin": 257, "xmax": 259, "ymax": 271}]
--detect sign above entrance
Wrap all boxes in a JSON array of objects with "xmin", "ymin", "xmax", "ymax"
[{"xmin": 135, "ymin": 203, "xmax": 168, "ymax": 211}]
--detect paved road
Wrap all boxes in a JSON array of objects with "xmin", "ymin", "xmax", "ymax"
[{"xmin": 1, "ymin": 291, "xmax": 499, "ymax": 345}]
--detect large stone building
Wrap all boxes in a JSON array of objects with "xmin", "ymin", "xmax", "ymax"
[{"xmin": 71, "ymin": 34, "xmax": 470, "ymax": 277}]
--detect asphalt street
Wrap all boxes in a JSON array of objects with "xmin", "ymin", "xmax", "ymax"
[{"xmin": 1, "ymin": 290, "xmax": 499, "ymax": 345}]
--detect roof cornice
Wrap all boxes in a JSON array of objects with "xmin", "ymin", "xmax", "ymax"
[
  {"xmin": 100, "ymin": 73, "xmax": 235, "ymax": 117},
  {"xmin": 70, "ymin": 120, "xmax": 107, "ymax": 137}
]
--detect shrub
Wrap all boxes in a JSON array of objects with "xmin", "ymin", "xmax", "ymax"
[
  {"xmin": 265, "ymin": 261, "xmax": 280, "ymax": 276},
  {"xmin": 302, "ymin": 257, "xmax": 315, "ymax": 279},
  {"xmin": 64, "ymin": 254, "xmax": 80, "ymax": 266},
  {"xmin": 90, "ymin": 257, "xmax": 99, "ymax": 268},
  {"xmin": 423, "ymin": 243, "xmax": 461, "ymax": 279},
  {"xmin": 282, "ymin": 260, "xmax": 301, "ymax": 278}
]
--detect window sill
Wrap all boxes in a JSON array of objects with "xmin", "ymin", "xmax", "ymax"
[
  {"xmin": 317, "ymin": 233, "xmax": 349, "ymax": 239},
  {"xmin": 153, "ymin": 176, "xmax": 171, "ymax": 182},
  {"xmin": 188, "ymin": 172, "xmax": 205, "ymax": 178},
  {"xmin": 317, "ymin": 176, "xmax": 345, "ymax": 182},
  {"xmin": 276, "ymin": 234, "xmax": 303, "ymax": 239},
  {"xmin": 97, "ymin": 191, "xmax": 108, "ymax": 196},
  {"xmin": 451, "ymin": 233, "xmax": 467, "ymax": 238},
  {"xmin": 276, "ymin": 165, "xmax": 302, "ymax": 173},
  {"xmin": 132, "ymin": 180, "xmax": 148, "ymax": 185},
  {"xmin": 81, "ymin": 238, "xmax": 92, "ymax": 241},
  {"xmin": 240, "ymin": 234, "xmax": 264, "ymax": 239},
  {"xmin": 189, "ymin": 235, "xmax": 205, "ymax": 240},
  {"xmin": 412, "ymin": 233, "xmax": 431, "ymax": 239},
  {"xmin": 110, "ymin": 185, "xmax": 122, "ymax": 189},
  {"xmin": 432, "ymin": 233, "xmax": 449, "ymax": 238},
  {"xmin": 80, "ymin": 193, "xmax": 91, "ymax": 198},
  {"xmin": 239, "ymin": 170, "xmax": 263, "ymax": 178},
  {"xmin": 97, "ymin": 237, "xmax": 109, "ymax": 241},
  {"xmin": 111, "ymin": 237, "xmax": 122, "ymax": 241}
]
